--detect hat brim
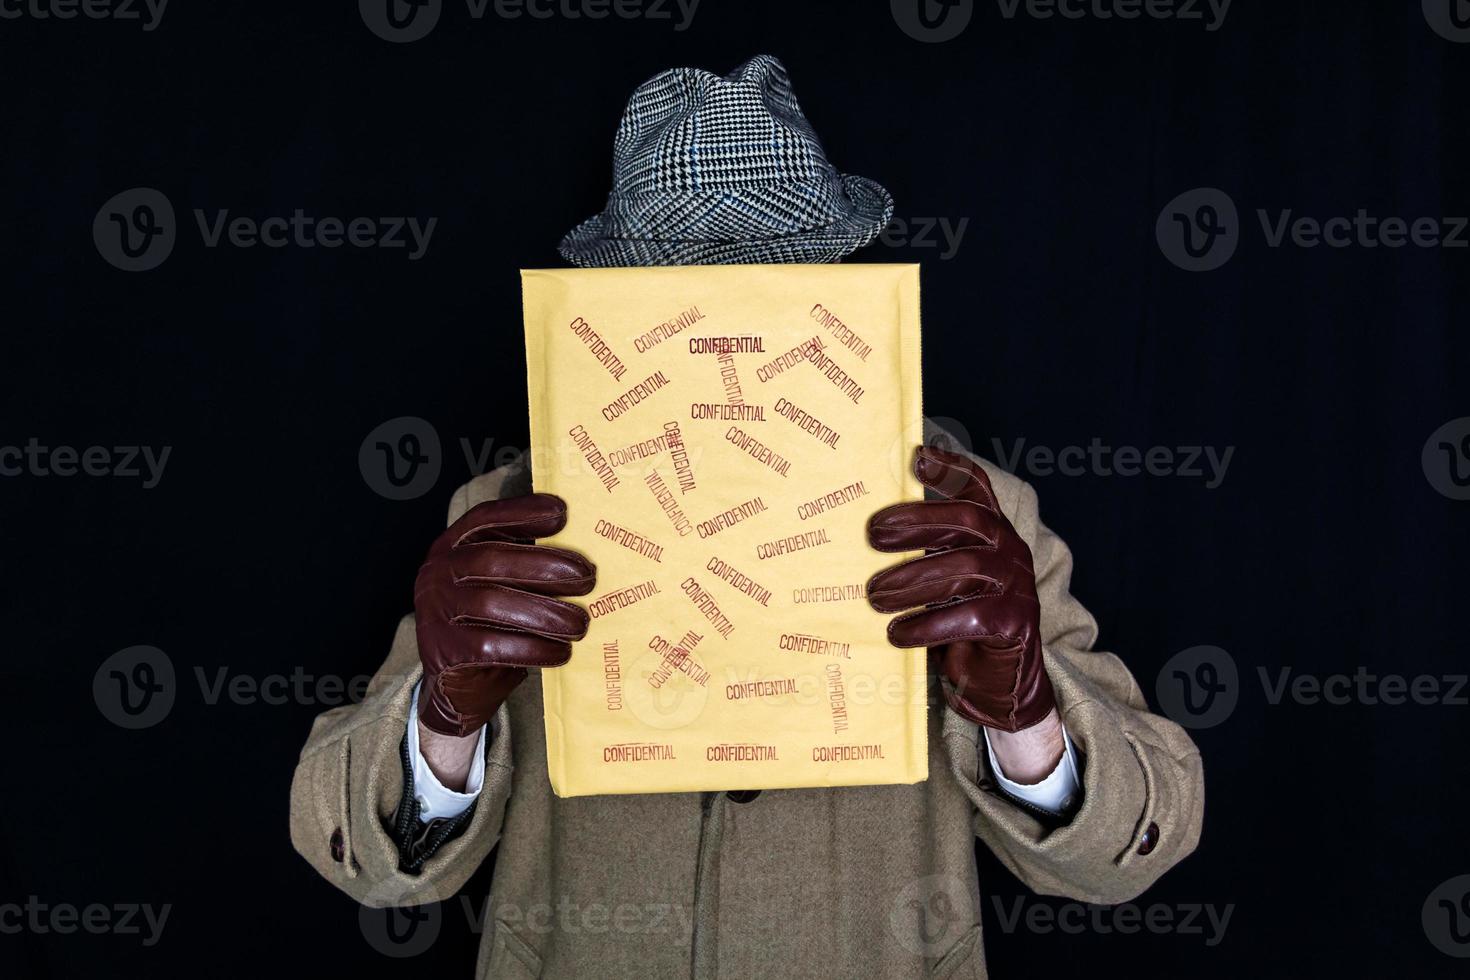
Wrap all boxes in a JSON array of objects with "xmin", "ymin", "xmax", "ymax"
[{"xmin": 557, "ymin": 174, "xmax": 895, "ymax": 268}]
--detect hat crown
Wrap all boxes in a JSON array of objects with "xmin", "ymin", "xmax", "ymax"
[
  {"xmin": 608, "ymin": 55, "xmax": 836, "ymax": 198},
  {"xmin": 596, "ymin": 55, "xmax": 852, "ymax": 235},
  {"xmin": 559, "ymin": 55, "xmax": 894, "ymax": 266}
]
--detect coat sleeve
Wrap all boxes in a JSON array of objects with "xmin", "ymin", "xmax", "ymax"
[
  {"xmin": 941, "ymin": 465, "xmax": 1205, "ymax": 906},
  {"xmin": 288, "ymin": 465, "xmax": 526, "ymax": 907}
]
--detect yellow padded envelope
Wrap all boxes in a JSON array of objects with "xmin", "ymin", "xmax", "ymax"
[{"xmin": 521, "ymin": 264, "xmax": 925, "ymax": 797}]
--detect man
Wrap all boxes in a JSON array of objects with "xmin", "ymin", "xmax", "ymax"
[{"xmin": 290, "ymin": 55, "xmax": 1204, "ymax": 979}]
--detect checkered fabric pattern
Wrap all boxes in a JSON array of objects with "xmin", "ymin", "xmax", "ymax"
[{"xmin": 559, "ymin": 55, "xmax": 894, "ymax": 267}]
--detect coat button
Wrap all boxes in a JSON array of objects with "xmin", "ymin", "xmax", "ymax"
[
  {"xmin": 726, "ymin": 790, "xmax": 761, "ymax": 804},
  {"xmin": 1137, "ymin": 821, "xmax": 1159, "ymax": 855},
  {"xmin": 330, "ymin": 828, "xmax": 345, "ymax": 863}
]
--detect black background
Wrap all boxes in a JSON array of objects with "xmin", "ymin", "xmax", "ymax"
[{"xmin": 2, "ymin": 0, "xmax": 1468, "ymax": 976}]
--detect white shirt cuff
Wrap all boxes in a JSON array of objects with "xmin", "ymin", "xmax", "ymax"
[
  {"xmin": 983, "ymin": 725, "xmax": 1081, "ymax": 816},
  {"xmin": 407, "ymin": 681, "xmax": 488, "ymax": 823}
]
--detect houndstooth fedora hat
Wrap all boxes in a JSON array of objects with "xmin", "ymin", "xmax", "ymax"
[{"xmin": 559, "ymin": 55, "xmax": 895, "ymax": 267}]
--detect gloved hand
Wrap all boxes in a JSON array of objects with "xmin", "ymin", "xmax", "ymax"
[
  {"xmin": 866, "ymin": 447, "xmax": 1056, "ymax": 733},
  {"xmin": 415, "ymin": 494, "xmax": 596, "ymax": 738}
]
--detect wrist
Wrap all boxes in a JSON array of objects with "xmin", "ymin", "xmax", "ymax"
[
  {"xmin": 416, "ymin": 720, "xmax": 481, "ymax": 792},
  {"xmin": 984, "ymin": 708, "xmax": 1064, "ymax": 784}
]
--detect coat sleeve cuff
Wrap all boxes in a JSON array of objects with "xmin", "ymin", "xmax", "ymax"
[{"xmin": 944, "ymin": 666, "xmax": 1204, "ymax": 905}]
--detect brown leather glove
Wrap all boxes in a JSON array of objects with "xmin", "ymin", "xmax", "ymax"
[
  {"xmin": 414, "ymin": 494, "xmax": 596, "ymax": 738},
  {"xmin": 866, "ymin": 447, "xmax": 1056, "ymax": 733}
]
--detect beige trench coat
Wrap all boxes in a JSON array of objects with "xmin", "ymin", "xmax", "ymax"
[{"xmin": 290, "ymin": 447, "xmax": 1205, "ymax": 979}]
